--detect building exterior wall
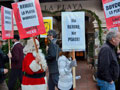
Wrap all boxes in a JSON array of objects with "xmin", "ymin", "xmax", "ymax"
[
  {"xmin": 0, "ymin": 0, "xmax": 107, "ymax": 64},
  {"xmin": 40, "ymin": 0, "xmax": 107, "ymax": 66}
]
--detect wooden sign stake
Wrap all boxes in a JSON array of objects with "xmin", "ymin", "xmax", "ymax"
[
  {"xmin": 72, "ymin": 50, "xmax": 76, "ymax": 90},
  {"xmin": 8, "ymin": 39, "xmax": 11, "ymax": 69}
]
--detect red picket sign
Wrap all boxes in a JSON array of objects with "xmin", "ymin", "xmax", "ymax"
[
  {"xmin": 12, "ymin": 0, "xmax": 46, "ymax": 39},
  {"xmin": 102, "ymin": 0, "xmax": 120, "ymax": 29},
  {"xmin": 1, "ymin": 6, "xmax": 14, "ymax": 40}
]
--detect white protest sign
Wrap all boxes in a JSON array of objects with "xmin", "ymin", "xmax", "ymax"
[
  {"xmin": 18, "ymin": 0, "xmax": 39, "ymax": 28},
  {"xmin": 62, "ymin": 12, "xmax": 85, "ymax": 51},
  {"xmin": 4, "ymin": 7, "xmax": 12, "ymax": 31},
  {"xmin": 104, "ymin": 0, "xmax": 120, "ymax": 18}
]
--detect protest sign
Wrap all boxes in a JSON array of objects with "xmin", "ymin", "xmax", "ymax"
[
  {"xmin": 1, "ymin": 6, "xmax": 14, "ymax": 40},
  {"xmin": 12, "ymin": 0, "xmax": 46, "ymax": 39},
  {"xmin": 102, "ymin": 0, "xmax": 120, "ymax": 29},
  {"xmin": 62, "ymin": 12, "xmax": 85, "ymax": 51},
  {"xmin": 1, "ymin": 6, "xmax": 14, "ymax": 68},
  {"xmin": 40, "ymin": 17, "xmax": 53, "ymax": 38},
  {"xmin": 62, "ymin": 11, "xmax": 85, "ymax": 90}
]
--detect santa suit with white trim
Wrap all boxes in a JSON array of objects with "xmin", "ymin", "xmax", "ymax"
[{"xmin": 22, "ymin": 39, "xmax": 47, "ymax": 90}]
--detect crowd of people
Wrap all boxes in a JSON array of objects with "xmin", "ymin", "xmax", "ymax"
[
  {"xmin": 0, "ymin": 29, "xmax": 120, "ymax": 90},
  {"xmin": 0, "ymin": 30, "xmax": 77, "ymax": 90}
]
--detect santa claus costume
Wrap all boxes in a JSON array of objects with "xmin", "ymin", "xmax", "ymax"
[{"xmin": 22, "ymin": 39, "xmax": 47, "ymax": 90}]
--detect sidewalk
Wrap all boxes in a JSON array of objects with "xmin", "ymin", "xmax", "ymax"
[
  {"xmin": 52, "ymin": 60, "xmax": 98, "ymax": 90},
  {"xmin": 76, "ymin": 60, "xmax": 98, "ymax": 90}
]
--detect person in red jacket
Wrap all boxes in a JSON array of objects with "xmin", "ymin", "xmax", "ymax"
[{"xmin": 22, "ymin": 38, "xmax": 47, "ymax": 90}]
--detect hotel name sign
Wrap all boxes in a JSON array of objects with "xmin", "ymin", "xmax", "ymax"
[{"xmin": 40, "ymin": 1, "xmax": 91, "ymax": 12}]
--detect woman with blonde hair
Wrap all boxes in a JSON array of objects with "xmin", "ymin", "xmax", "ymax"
[{"xmin": 21, "ymin": 38, "xmax": 47, "ymax": 90}]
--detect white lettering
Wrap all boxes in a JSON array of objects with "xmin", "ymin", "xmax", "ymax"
[{"xmin": 26, "ymin": 29, "xmax": 37, "ymax": 34}]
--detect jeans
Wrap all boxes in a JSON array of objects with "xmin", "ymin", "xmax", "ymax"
[{"xmin": 97, "ymin": 78, "xmax": 115, "ymax": 90}]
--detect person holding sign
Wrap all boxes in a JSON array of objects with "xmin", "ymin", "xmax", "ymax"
[
  {"xmin": 97, "ymin": 31, "xmax": 120, "ymax": 90},
  {"xmin": 45, "ymin": 30, "xmax": 60, "ymax": 90},
  {"xmin": 22, "ymin": 39, "xmax": 47, "ymax": 90},
  {"xmin": 8, "ymin": 35, "xmax": 24, "ymax": 90},
  {"xmin": 58, "ymin": 51, "xmax": 77, "ymax": 90},
  {"xmin": 0, "ymin": 37, "xmax": 12, "ymax": 90}
]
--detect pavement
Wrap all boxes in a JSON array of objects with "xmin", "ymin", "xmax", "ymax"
[
  {"xmin": 75, "ymin": 60, "xmax": 98, "ymax": 90},
  {"xmin": 18, "ymin": 60, "xmax": 98, "ymax": 90},
  {"xmin": 47, "ymin": 60, "xmax": 99, "ymax": 90}
]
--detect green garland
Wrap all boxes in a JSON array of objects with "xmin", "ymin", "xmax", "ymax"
[
  {"xmin": 42, "ymin": 9, "xmax": 103, "ymax": 45},
  {"xmin": 74, "ymin": 9, "xmax": 103, "ymax": 45}
]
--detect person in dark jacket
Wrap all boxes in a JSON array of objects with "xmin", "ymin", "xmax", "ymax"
[
  {"xmin": 46, "ymin": 30, "xmax": 60, "ymax": 90},
  {"xmin": 0, "ymin": 37, "xmax": 11, "ymax": 90},
  {"xmin": 97, "ymin": 31, "xmax": 120, "ymax": 90},
  {"xmin": 116, "ymin": 63, "xmax": 120, "ymax": 90},
  {"xmin": 116, "ymin": 51, "xmax": 120, "ymax": 90},
  {"xmin": 8, "ymin": 35, "xmax": 24, "ymax": 90}
]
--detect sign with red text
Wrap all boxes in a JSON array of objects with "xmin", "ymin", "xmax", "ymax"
[
  {"xmin": 1, "ymin": 6, "xmax": 14, "ymax": 40},
  {"xmin": 12, "ymin": 0, "xmax": 46, "ymax": 39},
  {"xmin": 102, "ymin": 0, "xmax": 120, "ymax": 29}
]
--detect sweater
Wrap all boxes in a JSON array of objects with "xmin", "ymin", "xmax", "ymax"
[
  {"xmin": 58, "ymin": 55, "xmax": 73, "ymax": 90},
  {"xmin": 97, "ymin": 41, "xmax": 119, "ymax": 82}
]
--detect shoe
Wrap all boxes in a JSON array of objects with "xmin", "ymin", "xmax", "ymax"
[{"xmin": 76, "ymin": 75, "xmax": 81, "ymax": 80}]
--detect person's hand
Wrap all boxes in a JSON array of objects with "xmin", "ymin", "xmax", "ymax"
[
  {"xmin": 4, "ymin": 69, "xmax": 8, "ymax": 74},
  {"xmin": 117, "ymin": 50, "xmax": 120, "ymax": 59},
  {"xmin": 46, "ymin": 46, "xmax": 48, "ymax": 53},
  {"xmin": 110, "ymin": 81, "xmax": 113, "ymax": 84},
  {"xmin": 35, "ymin": 53, "xmax": 41, "ymax": 64},
  {"xmin": 69, "ymin": 60, "xmax": 77, "ymax": 68},
  {"xmin": 7, "ymin": 51, "xmax": 12, "ymax": 58},
  {"xmin": 117, "ymin": 49, "xmax": 120, "ymax": 52}
]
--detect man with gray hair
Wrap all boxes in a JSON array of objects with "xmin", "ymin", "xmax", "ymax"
[{"xmin": 97, "ymin": 31, "xmax": 120, "ymax": 90}]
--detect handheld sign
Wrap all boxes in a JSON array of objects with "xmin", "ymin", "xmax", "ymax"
[
  {"xmin": 1, "ymin": 6, "xmax": 14, "ymax": 40},
  {"xmin": 12, "ymin": 0, "xmax": 46, "ymax": 70},
  {"xmin": 40, "ymin": 17, "xmax": 53, "ymax": 38},
  {"xmin": 1, "ymin": 6, "xmax": 14, "ymax": 69},
  {"xmin": 62, "ymin": 12, "xmax": 85, "ymax": 51},
  {"xmin": 102, "ymin": 0, "xmax": 120, "ymax": 29},
  {"xmin": 62, "ymin": 12, "xmax": 85, "ymax": 90},
  {"xmin": 12, "ymin": 0, "xmax": 46, "ymax": 39}
]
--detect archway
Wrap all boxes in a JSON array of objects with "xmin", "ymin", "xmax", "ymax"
[{"xmin": 42, "ymin": 9, "xmax": 102, "ymax": 63}]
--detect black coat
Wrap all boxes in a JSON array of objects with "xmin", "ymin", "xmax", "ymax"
[
  {"xmin": 46, "ymin": 39, "xmax": 60, "ymax": 74},
  {"xmin": 97, "ymin": 41, "xmax": 119, "ymax": 82},
  {"xmin": 0, "ymin": 49, "xmax": 9, "ymax": 83}
]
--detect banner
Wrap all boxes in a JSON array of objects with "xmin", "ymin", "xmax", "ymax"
[
  {"xmin": 40, "ymin": 17, "xmax": 53, "ymax": 38},
  {"xmin": 102, "ymin": 0, "xmax": 120, "ymax": 29},
  {"xmin": 1, "ymin": 6, "xmax": 14, "ymax": 40},
  {"xmin": 62, "ymin": 12, "xmax": 85, "ymax": 51},
  {"xmin": 12, "ymin": 0, "xmax": 46, "ymax": 39}
]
